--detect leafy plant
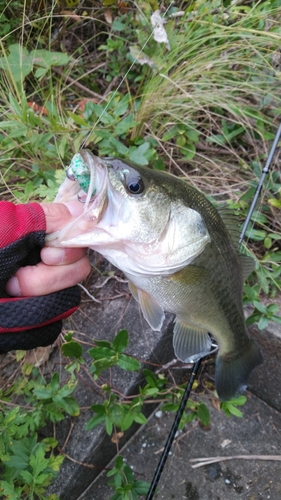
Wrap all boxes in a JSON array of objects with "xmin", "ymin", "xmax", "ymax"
[
  {"xmin": 107, "ymin": 455, "xmax": 150, "ymax": 500},
  {"xmin": 220, "ymin": 395, "xmax": 247, "ymax": 418},
  {"xmin": 0, "ymin": 400, "xmax": 63, "ymax": 499}
]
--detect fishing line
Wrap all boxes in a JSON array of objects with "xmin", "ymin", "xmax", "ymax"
[
  {"xmin": 81, "ymin": 1, "xmax": 175, "ymax": 148},
  {"xmin": 145, "ymin": 124, "xmax": 281, "ymax": 500}
]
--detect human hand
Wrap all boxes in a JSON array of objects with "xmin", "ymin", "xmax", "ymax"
[
  {"xmin": 0, "ymin": 201, "xmax": 90, "ymax": 353},
  {"xmin": 6, "ymin": 202, "xmax": 91, "ymax": 297}
]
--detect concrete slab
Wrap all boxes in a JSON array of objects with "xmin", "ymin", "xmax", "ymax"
[{"xmin": 85, "ymin": 392, "xmax": 281, "ymax": 500}]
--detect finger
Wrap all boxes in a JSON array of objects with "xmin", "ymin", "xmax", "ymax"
[
  {"xmin": 6, "ymin": 255, "xmax": 91, "ymax": 297},
  {"xmin": 40, "ymin": 201, "xmax": 85, "ymax": 233},
  {"xmin": 40, "ymin": 246, "xmax": 88, "ymax": 265}
]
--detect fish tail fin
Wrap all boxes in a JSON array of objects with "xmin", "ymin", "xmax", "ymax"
[{"xmin": 215, "ymin": 339, "xmax": 262, "ymax": 401}]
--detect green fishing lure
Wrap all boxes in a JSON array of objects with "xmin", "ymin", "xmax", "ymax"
[{"xmin": 67, "ymin": 153, "xmax": 90, "ymax": 191}]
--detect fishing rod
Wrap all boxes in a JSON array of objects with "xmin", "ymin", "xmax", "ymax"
[{"xmin": 145, "ymin": 123, "xmax": 281, "ymax": 500}]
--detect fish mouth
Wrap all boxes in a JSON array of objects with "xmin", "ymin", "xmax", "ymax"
[{"xmin": 45, "ymin": 150, "xmax": 109, "ymax": 247}]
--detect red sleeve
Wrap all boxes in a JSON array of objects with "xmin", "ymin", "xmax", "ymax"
[{"xmin": 0, "ymin": 202, "xmax": 46, "ymax": 248}]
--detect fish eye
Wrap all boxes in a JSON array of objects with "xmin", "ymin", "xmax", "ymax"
[{"xmin": 127, "ymin": 179, "xmax": 144, "ymax": 195}]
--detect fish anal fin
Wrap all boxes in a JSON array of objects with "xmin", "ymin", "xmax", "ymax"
[
  {"xmin": 239, "ymin": 253, "xmax": 255, "ymax": 282},
  {"xmin": 215, "ymin": 339, "xmax": 262, "ymax": 401},
  {"xmin": 129, "ymin": 284, "xmax": 164, "ymax": 331},
  {"xmin": 173, "ymin": 320, "xmax": 212, "ymax": 363}
]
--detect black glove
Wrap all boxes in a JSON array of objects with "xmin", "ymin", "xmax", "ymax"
[{"xmin": 0, "ymin": 202, "xmax": 81, "ymax": 353}]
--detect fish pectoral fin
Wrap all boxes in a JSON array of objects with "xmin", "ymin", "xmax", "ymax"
[
  {"xmin": 169, "ymin": 265, "xmax": 208, "ymax": 285},
  {"xmin": 239, "ymin": 253, "xmax": 255, "ymax": 281},
  {"xmin": 173, "ymin": 320, "xmax": 212, "ymax": 362},
  {"xmin": 129, "ymin": 284, "xmax": 165, "ymax": 331},
  {"xmin": 128, "ymin": 281, "xmax": 139, "ymax": 302}
]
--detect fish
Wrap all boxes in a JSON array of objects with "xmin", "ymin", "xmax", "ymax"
[{"xmin": 47, "ymin": 149, "xmax": 263, "ymax": 401}]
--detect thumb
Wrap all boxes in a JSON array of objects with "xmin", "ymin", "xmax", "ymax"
[{"xmin": 40, "ymin": 202, "xmax": 84, "ymax": 233}]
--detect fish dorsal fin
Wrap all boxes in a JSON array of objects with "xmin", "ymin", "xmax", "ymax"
[
  {"xmin": 239, "ymin": 253, "xmax": 255, "ymax": 281},
  {"xmin": 129, "ymin": 282, "xmax": 164, "ymax": 331},
  {"xmin": 217, "ymin": 206, "xmax": 241, "ymax": 248},
  {"xmin": 173, "ymin": 320, "xmax": 212, "ymax": 363},
  {"xmin": 217, "ymin": 206, "xmax": 255, "ymax": 280}
]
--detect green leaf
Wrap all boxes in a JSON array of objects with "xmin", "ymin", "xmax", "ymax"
[
  {"xmin": 181, "ymin": 142, "xmax": 196, "ymax": 159},
  {"xmin": 29, "ymin": 446, "xmax": 50, "ymax": 476},
  {"xmin": 272, "ymin": 315, "xmax": 281, "ymax": 325},
  {"xmin": 105, "ymin": 416, "xmax": 113, "ymax": 435},
  {"xmin": 134, "ymin": 480, "xmax": 151, "ymax": 495},
  {"xmin": 30, "ymin": 49, "xmax": 69, "ymax": 69},
  {"xmin": 50, "ymin": 372, "xmax": 60, "ymax": 393},
  {"xmin": 128, "ymin": 142, "xmax": 150, "ymax": 165},
  {"xmin": 121, "ymin": 412, "xmax": 134, "ymax": 431},
  {"xmin": 113, "ymin": 329, "xmax": 128, "ymax": 353},
  {"xmin": 142, "ymin": 387, "xmax": 159, "ymax": 396},
  {"xmin": 19, "ymin": 469, "xmax": 33, "ymax": 484},
  {"xmin": 228, "ymin": 395, "xmax": 247, "ymax": 406},
  {"xmin": 89, "ymin": 346, "xmax": 116, "ymax": 360},
  {"xmin": 197, "ymin": 403, "xmax": 210, "ymax": 427},
  {"xmin": 110, "ymin": 137, "xmax": 129, "ymax": 155},
  {"xmin": 113, "ymin": 94, "xmax": 130, "ymax": 117},
  {"xmin": 62, "ymin": 340, "xmax": 83, "ymax": 358},
  {"xmin": 0, "ymin": 481, "xmax": 22, "ymax": 498},
  {"xmin": 162, "ymin": 125, "xmax": 178, "ymax": 141},
  {"xmin": 34, "ymin": 67, "xmax": 48, "ymax": 79},
  {"xmin": 108, "ymin": 404, "xmax": 125, "ymax": 427},
  {"xmin": 253, "ymin": 300, "xmax": 268, "ymax": 314},
  {"xmin": 92, "ymin": 339, "xmax": 112, "ymax": 348},
  {"xmin": 112, "ymin": 18, "xmax": 127, "ymax": 31},
  {"xmin": 117, "ymin": 354, "xmax": 140, "ymax": 371},
  {"xmin": 226, "ymin": 404, "xmax": 243, "ymax": 417},
  {"xmin": 134, "ymin": 413, "xmax": 147, "ymax": 425},
  {"xmin": 53, "ymin": 396, "xmax": 80, "ymax": 417},
  {"xmin": 221, "ymin": 396, "xmax": 246, "ymax": 417},
  {"xmin": 186, "ymin": 128, "xmax": 200, "ymax": 143},
  {"xmin": 258, "ymin": 316, "xmax": 269, "ymax": 330},
  {"xmin": 267, "ymin": 303, "xmax": 279, "ymax": 314},
  {"xmin": 115, "ymin": 114, "xmax": 137, "ymax": 136},
  {"xmin": 0, "ymin": 44, "xmax": 33, "ymax": 82},
  {"xmin": 206, "ymin": 134, "xmax": 226, "ymax": 146},
  {"xmin": 85, "ymin": 413, "xmax": 106, "ymax": 431},
  {"xmin": 6, "ymin": 454, "xmax": 29, "ymax": 470},
  {"xmin": 246, "ymin": 229, "xmax": 267, "ymax": 241}
]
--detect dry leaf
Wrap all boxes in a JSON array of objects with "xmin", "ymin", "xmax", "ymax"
[
  {"xmin": 61, "ymin": 11, "xmax": 82, "ymax": 22},
  {"xmin": 104, "ymin": 8, "xmax": 113, "ymax": 24},
  {"xmin": 111, "ymin": 431, "xmax": 124, "ymax": 443},
  {"xmin": 150, "ymin": 10, "xmax": 170, "ymax": 50},
  {"xmin": 220, "ymin": 439, "xmax": 232, "ymax": 448},
  {"xmin": 24, "ymin": 345, "xmax": 53, "ymax": 367}
]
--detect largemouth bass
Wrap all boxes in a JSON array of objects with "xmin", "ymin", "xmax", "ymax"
[{"xmin": 47, "ymin": 149, "xmax": 262, "ymax": 401}]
